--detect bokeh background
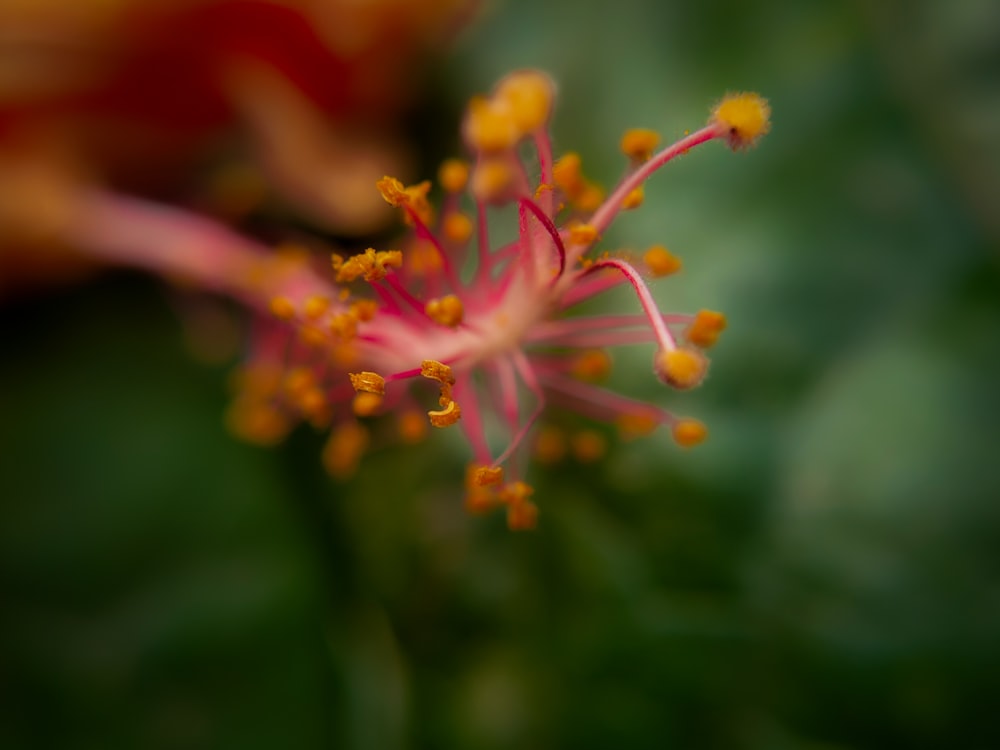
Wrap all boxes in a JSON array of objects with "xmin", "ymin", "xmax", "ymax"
[{"xmin": 3, "ymin": 0, "xmax": 999, "ymax": 748}]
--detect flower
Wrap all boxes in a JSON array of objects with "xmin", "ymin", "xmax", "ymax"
[{"xmin": 69, "ymin": 71, "xmax": 769, "ymax": 530}]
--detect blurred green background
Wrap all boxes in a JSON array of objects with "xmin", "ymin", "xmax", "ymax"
[{"xmin": 3, "ymin": 0, "xmax": 1000, "ymax": 747}]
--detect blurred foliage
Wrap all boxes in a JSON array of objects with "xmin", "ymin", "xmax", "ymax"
[{"xmin": 3, "ymin": 0, "xmax": 1000, "ymax": 748}]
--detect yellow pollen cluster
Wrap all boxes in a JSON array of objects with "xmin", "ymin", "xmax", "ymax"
[
  {"xmin": 425, "ymin": 294, "xmax": 464, "ymax": 327},
  {"xmin": 421, "ymin": 359, "xmax": 461, "ymax": 428},
  {"xmin": 322, "ymin": 421, "xmax": 369, "ymax": 479},
  {"xmin": 471, "ymin": 158, "xmax": 514, "ymax": 203},
  {"xmin": 621, "ymin": 186, "xmax": 645, "ymax": 210},
  {"xmin": 406, "ymin": 238, "xmax": 443, "ymax": 276},
  {"xmin": 463, "ymin": 70, "xmax": 554, "ymax": 153},
  {"xmin": 438, "ymin": 158, "xmax": 470, "ymax": 193},
  {"xmin": 686, "ymin": 310, "xmax": 727, "ymax": 348},
  {"xmin": 568, "ymin": 223, "xmax": 600, "ymax": 246},
  {"xmin": 349, "ymin": 371, "xmax": 386, "ymax": 395},
  {"xmin": 553, "ymin": 152, "xmax": 605, "ymax": 212},
  {"xmin": 620, "ymin": 128, "xmax": 661, "ymax": 162},
  {"xmin": 442, "ymin": 211, "xmax": 474, "ymax": 244},
  {"xmin": 672, "ymin": 418, "xmax": 708, "ymax": 447},
  {"xmin": 225, "ymin": 365, "xmax": 290, "ymax": 445},
  {"xmin": 269, "ymin": 296, "xmax": 296, "ymax": 320},
  {"xmin": 331, "ymin": 247, "xmax": 403, "ymax": 283},
  {"xmin": 376, "ymin": 176, "xmax": 433, "ymax": 225},
  {"xmin": 616, "ymin": 412, "xmax": 661, "ymax": 440},
  {"xmin": 571, "ymin": 349, "xmax": 612, "ymax": 382},
  {"xmin": 464, "ymin": 466, "xmax": 539, "ymax": 530},
  {"xmin": 656, "ymin": 348, "xmax": 709, "ymax": 390},
  {"xmin": 711, "ymin": 92, "xmax": 771, "ymax": 150},
  {"xmin": 643, "ymin": 245, "xmax": 683, "ymax": 277}
]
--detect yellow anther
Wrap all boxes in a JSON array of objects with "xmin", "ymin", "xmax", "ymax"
[
  {"xmin": 499, "ymin": 481, "xmax": 537, "ymax": 530},
  {"xmin": 406, "ymin": 238, "xmax": 443, "ymax": 276},
  {"xmin": 333, "ymin": 247, "xmax": 402, "ymax": 283},
  {"xmin": 302, "ymin": 295, "xmax": 329, "ymax": 320},
  {"xmin": 711, "ymin": 92, "xmax": 771, "ymax": 150},
  {"xmin": 420, "ymin": 360, "xmax": 455, "ymax": 386},
  {"xmin": 348, "ymin": 371, "xmax": 386, "ymax": 395},
  {"xmin": 425, "ymin": 294, "xmax": 465, "ymax": 327},
  {"xmin": 442, "ymin": 211, "xmax": 474, "ymax": 244},
  {"xmin": 621, "ymin": 186, "xmax": 645, "ymax": 210},
  {"xmin": 644, "ymin": 245, "xmax": 682, "ymax": 277},
  {"xmin": 533, "ymin": 425, "xmax": 568, "ymax": 465},
  {"xmin": 428, "ymin": 399, "xmax": 461, "ymax": 428},
  {"xmin": 620, "ymin": 128, "xmax": 661, "ymax": 162},
  {"xmin": 322, "ymin": 421, "xmax": 369, "ymax": 479},
  {"xmin": 471, "ymin": 158, "xmax": 513, "ymax": 203},
  {"xmin": 553, "ymin": 152, "xmax": 605, "ymax": 211},
  {"xmin": 463, "ymin": 96, "xmax": 519, "ymax": 152},
  {"xmin": 269, "ymin": 296, "xmax": 296, "ymax": 320},
  {"xmin": 686, "ymin": 310, "xmax": 727, "ymax": 348},
  {"xmin": 616, "ymin": 412, "xmax": 660, "ymax": 440},
  {"xmin": 298, "ymin": 326, "xmax": 327, "ymax": 348},
  {"xmin": 351, "ymin": 391, "xmax": 383, "ymax": 417},
  {"xmin": 284, "ymin": 367, "xmax": 315, "ymax": 396},
  {"xmin": 507, "ymin": 500, "xmax": 539, "ymax": 531},
  {"xmin": 571, "ymin": 430, "xmax": 608, "ymax": 463},
  {"xmin": 376, "ymin": 176, "xmax": 433, "ymax": 224},
  {"xmin": 349, "ymin": 299, "xmax": 378, "ymax": 322},
  {"xmin": 473, "ymin": 465, "xmax": 504, "ymax": 487},
  {"xmin": 494, "ymin": 69, "xmax": 555, "ymax": 133},
  {"xmin": 297, "ymin": 387, "xmax": 328, "ymax": 420},
  {"xmin": 226, "ymin": 401, "xmax": 290, "ymax": 446},
  {"xmin": 672, "ymin": 418, "xmax": 708, "ymax": 447},
  {"xmin": 571, "ymin": 349, "xmax": 612, "ymax": 382},
  {"xmin": 553, "ymin": 152, "xmax": 584, "ymax": 193},
  {"xmin": 655, "ymin": 348, "xmax": 709, "ymax": 390},
  {"xmin": 569, "ymin": 223, "xmax": 600, "ymax": 245},
  {"xmin": 329, "ymin": 313, "xmax": 358, "ymax": 341},
  {"xmin": 398, "ymin": 410, "xmax": 428, "ymax": 444},
  {"xmin": 438, "ymin": 158, "xmax": 470, "ymax": 193}
]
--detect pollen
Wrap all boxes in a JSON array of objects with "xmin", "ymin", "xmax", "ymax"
[
  {"xmin": 499, "ymin": 481, "xmax": 537, "ymax": 531},
  {"xmin": 643, "ymin": 245, "xmax": 682, "ymax": 277},
  {"xmin": 299, "ymin": 297, "xmax": 329, "ymax": 321},
  {"xmin": 620, "ymin": 128, "xmax": 660, "ymax": 162},
  {"xmin": 349, "ymin": 299, "xmax": 378, "ymax": 322},
  {"xmin": 533, "ymin": 425, "xmax": 568, "ymax": 464},
  {"xmin": 425, "ymin": 294, "xmax": 464, "ymax": 327},
  {"xmin": 616, "ymin": 412, "xmax": 661, "ymax": 440},
  {"xmin": 494, "ymin": 69, "xmax": 555, "ymax": 134},
  {"xmin": 569, "ymin": 223, "xmax": 600, "ymax": 245},
  {"xmin": 332, "ymin": 247, "xmax": 402, "ymax": 283},
  {"xmin": 621, "ymin": 186, "xmax": 645, "ymax": 210},
  {"xmin": 420, "ymin": 359, "xmax": 455, "ymax": 386},
  {"xmin": 473, "ymin": 465, "xmax": 504, "ymax": 486},
  {"xmin": 349, "ymin": 371, "xmax": 386, "ymax": 395},
  {"xmin": 269, "ymin": 296, "xmax": 296, "ymax": 320},
  {"xmin": 376, "ymin": 176, "xmax": 433, "ymax": 224},
  {"xmin": 686, "ymin": 309, "xmax": 727, "ymax": 348},
  {"xmin": 322, "ymin": 421, "xmax": 370, "ymax": 479},
  {"xmin": 571, "ymin": 429, "xmax": 608, "ymax": 463},
  {"xmin": 571, "ymin": 349, "xmax": 612, "ymax": 382},
  {"xmin": 463, "ymin": 96, "xmax": 519, "ymax": 153},
  {"xmin": 428, "ymin": 399, "xmax": 461, "ymax": 427},
  {"xmin": 656, "ymin": 347, "xmax": 709, "ymax": 390},
  {"xmin": 672, "ymin": 418, "xmax": 708, "ymax": 447},
  {"xmin": 442, "ymin": 211, "xmax": 474, "ymax": 244},
  {"xmin": 711, "ymin": 92, "xmax": 771, "ymax": 150},
  {"xmin": 352, "ymin": 391, "xmax": 383, "ymax": 417},
  {"xmin": 398, "ymin": 409, "xmax": 428, "ymax": 443},
  {"xmin": 471, "ymin": 158, "xmax": 513, "ymax": 203},
  {"xmin": 438, "ymin": 158, "xmax": 469, "ymax": 193},
  {"xmin": 406, "ymin": 238, "xmax": 443, "ymax": 276}
]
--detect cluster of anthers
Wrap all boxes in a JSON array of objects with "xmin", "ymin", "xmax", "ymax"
[{"xmin": 226, "ymin": 70, "xmax": 770, "ymax": 530}]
